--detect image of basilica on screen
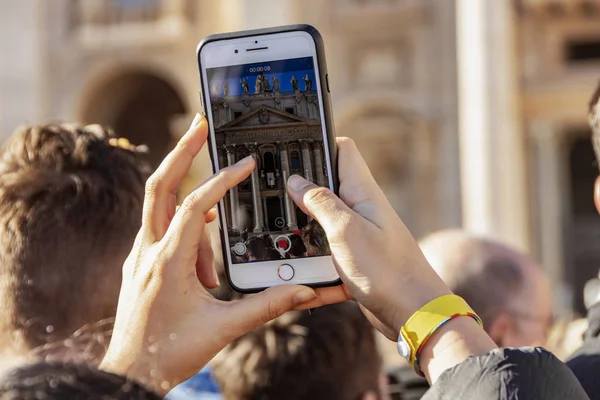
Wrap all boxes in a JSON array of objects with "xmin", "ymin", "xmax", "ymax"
[{"xmin": 210, "ymin": 66, "xmax": 329, "ymax": 261}]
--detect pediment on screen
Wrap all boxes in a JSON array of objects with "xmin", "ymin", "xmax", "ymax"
[{"xmin": 219, "ymin": 105, "xmax": 311, "ymax": 130}]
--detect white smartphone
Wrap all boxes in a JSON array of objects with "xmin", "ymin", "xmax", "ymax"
[{"xmin": 197, "ymin": 25, "xmax": 341, "ymax": 293}]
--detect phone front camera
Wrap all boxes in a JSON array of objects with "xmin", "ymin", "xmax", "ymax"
[
  {"xmin": 254, "ymin": 40, "xmax": 258, "ymax": 44},
  {"xmin": 234, "ymin": 49, "xmax": 239, "ymax": 54}
]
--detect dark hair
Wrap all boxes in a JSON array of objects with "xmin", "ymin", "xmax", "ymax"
[
  {"xmin": 213, "ymin": 303, "xmax": 381, "ymax": 400},
  {"xmin": 301, "ymin": 220, "xmax": 330, "ymax": 256},
  {"xmin": 0, "ymin": 123, "xmax": 149, "ymax": 353},
  {"xmin": 246, "ymin": 236, "xmax": 267, "ymax": 260},
  {"xmin": 288, "ymin": 234, "xmax": 307, "ymax": 257},
  {"xmin": 0, "ymin": 362, "xmax": 160, "ymax": 399}
]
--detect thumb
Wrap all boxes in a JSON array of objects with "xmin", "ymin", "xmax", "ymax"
[
  {"xmin": 225, "ymin": 284, "xmax": 317, "ymax": 336},
  {"xmin": 287, "ymin": 175, "xmax": 354, "ymax": 234}
]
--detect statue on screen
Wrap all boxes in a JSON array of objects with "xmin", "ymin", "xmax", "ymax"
[
  {"xmin": 211, "ymin": 83, "xmax": 220, "ymax": 98},
  {"xmin": 272, "ymin": 76, "xmax": 280, "ymax": 93},
  {"xmin": 223, "ymin": 81, "xmax": 229, "ymax": 97},
  {"xmin": 303, "ymin": 74, "xmax": 312, "ymax": 92},
  {"xmin": 240, "ymin": 78, "xmax": 249, "ymax": 94},
  {"xmin": 264, "ymin": 74, "xmax": 271, "ymax": 92},
  {"xmin": 291, "ymin": 75, "xmax": 299, "ymax": 91},
  {"xmin": 255, "ymin": 73, "xmax": 265, "ymax": 94}
]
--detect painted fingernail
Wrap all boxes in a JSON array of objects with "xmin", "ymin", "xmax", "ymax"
[
  {"xmin": 236, "ymin": 155, "xmax": 254, "ymax": 165},
  {"xmin": 294, "ymin": 288, "xmax": 317, "ymax": 305},
  {"xmin": 288, "ymin": 175, "xmax": 311, "ymax": 192},
  {"xmin": 189, "ymin": 113, "xmax": 201, "ymax": 129}
]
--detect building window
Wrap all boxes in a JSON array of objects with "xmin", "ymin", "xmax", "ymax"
[
  {"xmin": 565, "ymin": 39, "xmax": 600, "ymax": 63},
  {"xmin": 234, "ymin": 111, "xmax": 243, "ymax": 119},
  {"xmin": 285, "ymin": 107, "xmax": 295, "ymax": 115},
  {"xmin": 290, "ymin": 151, "xmax": 302, "ymax": 173}
]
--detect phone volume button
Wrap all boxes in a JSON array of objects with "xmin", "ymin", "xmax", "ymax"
[
  {"xmin": 198, "ymin": 90, "xmax": 204, "ymax": 109},
  {"xmin": 325, "ymin": 74, "xmax": 331, "ymax": 93}
]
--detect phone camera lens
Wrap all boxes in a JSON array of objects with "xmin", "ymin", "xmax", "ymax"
[
  {"xmin": 234, "ymin": 49, "xmax": 239, "ymax": 54},
  {"xmin": 254, "ymin": 40, "xmax": 258, "ymax": 44}
]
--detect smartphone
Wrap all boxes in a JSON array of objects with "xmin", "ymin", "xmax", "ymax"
[{"xmin": 197, "ymin": 25, "xmax": 340, "ymax": 293}]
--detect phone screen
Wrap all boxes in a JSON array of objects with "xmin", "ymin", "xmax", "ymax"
[{"xmin": 206, "ymin": 56, "xmax": 331, "ymax": 264}]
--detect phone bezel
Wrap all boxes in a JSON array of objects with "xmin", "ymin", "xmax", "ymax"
[{"xmin": 197, "ymin": 27, "xmax": 340, "ymax": 292}]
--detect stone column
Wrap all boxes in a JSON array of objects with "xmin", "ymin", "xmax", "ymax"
[
  {"xmin": 278, "ymin": 141, "xmax": 298, "ymax": 230},
  {"xmin": 312, "ymin": 140, "xmax": 326, "ymax": 187},
  {"xmin": 262, "ymin": 197, "xmax": 268, "ymax": 230},
  {"xmin": 224, "ymin": 145, "xmax": 240, "ymax": 231},
  {"xmin": 531, "ymin": 121, "xmax": 569, "ymax": 316},
  {"xmin": 299, "ymin": 139, "xmax": 314, "ymax": 182},
  {"xmin": 247, "ymin": 144, "xmax": 264, "ymax": 233},
  {"xmin": 456, "ymin": 0, "xmax": 530, "ymax": 251}
]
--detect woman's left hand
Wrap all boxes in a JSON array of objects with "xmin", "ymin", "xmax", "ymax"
[{"xmin": 99, "ymin": 114, "xmax": 318, "ymax": 395}]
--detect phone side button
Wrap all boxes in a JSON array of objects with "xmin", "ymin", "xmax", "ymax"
[
  {"xmin": 198, "ymin": 90, "xmax": 205, "ymax": 112},
  {"xmin": 325, "ymin": 74, "xmax": 331, "ymax": 93},
  {"xmin": 278, "ymin": 264, "xmax": 295, "ymax": 281}
]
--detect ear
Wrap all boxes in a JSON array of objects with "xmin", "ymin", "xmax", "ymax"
[
  {"xmin": 594, "ymin": 176, "xmax": 600, "ymax": 214},
  {"xmin": 486, "ymin": 313, "xmax": 511, "ymax": 347}
]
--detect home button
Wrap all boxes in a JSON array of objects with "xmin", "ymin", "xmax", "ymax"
[{"xmin": 278, "ymin": 264, "xmax": 295, "ymax": 281}]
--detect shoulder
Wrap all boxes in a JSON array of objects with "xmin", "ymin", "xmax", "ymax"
[{"xmin": 424, "ymin": 348, "xmax": 588, "ymax": 400}]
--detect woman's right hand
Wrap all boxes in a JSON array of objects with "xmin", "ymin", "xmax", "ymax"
[
  {"xmin": 287, "ymin": 138, "xmax": 496, "ymax": 384},
  {"xmin": 286, "ymin": 137, "xmax": 453, "ymax": 339}
]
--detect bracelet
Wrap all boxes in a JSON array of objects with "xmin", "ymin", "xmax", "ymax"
[
  {"xmin": 396, "ymin": 294, "xmax": 483, "ymax": 376},
  {"xmin": 413, "ymin": 312, "xmax": 482, "ymax": 376}
]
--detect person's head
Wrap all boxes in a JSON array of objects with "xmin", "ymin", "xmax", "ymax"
[
  {"xmin": 288, "ymin": 234, "xmax": 307, "ymax": 258},
  {"xmin": 301, "ymin": 220, "xmax": 330, "ymax": 256},
  {"xmin": 245, "ymin": 236, "xmax": 266, "ymax": 261},
  {"xmin": 0, "ymin": 123, "xmax": 149, "ymax": 362},
  {"xmin": 590, "ymin": 82, "xmax": 600, "ymax": 214},
  {"xmin": 0, "ymin": 362, "xmax": 159, "ymax": 399},
  {"xmin": 212, "ymin": 303, "xmax": 383, "ymax": 400},
  {"xmin": 419, "ymin": 230, "xmax": 553, "ymax": 347}
]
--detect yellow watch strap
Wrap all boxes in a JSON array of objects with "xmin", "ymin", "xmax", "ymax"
[{"xmin": 400, "ymin": 294, "xmax": 482, "ymax": 364}]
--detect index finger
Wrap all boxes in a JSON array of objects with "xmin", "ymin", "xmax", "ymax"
[
  {"xmin": 142, "ymin": 114, "xmax": 208, "ymax": 241},
  {"xmin": 162, "ymin": 156, "xmax": 256, "ymax": 263}
]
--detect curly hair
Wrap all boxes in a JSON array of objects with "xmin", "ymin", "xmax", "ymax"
[
  {"xmin": 213, "ymin": 303, "xmax": 381, "ymax": 400},
  {"xmin": 0, "ymin": 123, "xmax": 150, "ymax": 356}
]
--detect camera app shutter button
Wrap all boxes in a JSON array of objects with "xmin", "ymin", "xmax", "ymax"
[{"xmin": 278, "ymin": 264, "xmax": 295, "ymax": 281}]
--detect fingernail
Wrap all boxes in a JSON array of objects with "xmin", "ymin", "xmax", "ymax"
[
  {"xmin": 293, "ymin": 288, "xmax": 317, "ymax": 305},
  {"xmin": 189, "ymin": 113, "xmax": 201, "ymax": 129},
  {"xmin": 288, "ymin": 175, "xmax": 311, "ymax": 192},
  {"xmin": 213, "ymin": 270, "xmax": 220, "ymax": 286},
  {"xmin": 236, "ymin": 155, "xmax": 254, "ymax": 165}
]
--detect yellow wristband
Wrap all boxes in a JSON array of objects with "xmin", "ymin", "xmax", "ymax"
[{"xmin": 397, "ymin": 294, "xmax": 483, "ymax": 372}]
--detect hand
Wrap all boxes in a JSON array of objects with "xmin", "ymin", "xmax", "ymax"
[
  {"xmin": 99, "ymin": 114, "xmax": 318, "ymax": 395},
  {"xmin": 287, "ymin": 138, "xmax": 495, "ymax": 383},
  {"xmin": 287, "ymin": 137, "xmax": 452, "ymax": 339}
]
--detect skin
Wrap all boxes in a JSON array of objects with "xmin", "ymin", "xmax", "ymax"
[
  {"xmin": 493, "ymin": 267, "xmax": 553, "ymax": 348},
  {"xmin": 419, "ymin": 231, "xmax": 553, "ymax": 348},
  {"xmin": 100, "ymin": 114, "xmax": 497, "ymax": 393}
]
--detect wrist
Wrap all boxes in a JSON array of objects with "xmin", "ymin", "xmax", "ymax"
[
  {"xmin": 390, "ymin": 281, "xmax": 452, "ymax": 334},
  {"xmin": 418, "ymin": 316, "xmax": 496, "ymax": 384},
  {"xmin": 100, "ymin": 347, "xmax": 173, "ymax": 397}
]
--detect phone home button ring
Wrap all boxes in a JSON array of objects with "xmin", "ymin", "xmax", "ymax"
[{"xmin": 278, "ymin": 264, "xmax": 295, "ymax": 281}]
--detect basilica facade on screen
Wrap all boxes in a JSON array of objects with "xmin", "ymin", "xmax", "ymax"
[{"xmin": 210, "ymin": 77, "xmax": 327, "ymax": 235}]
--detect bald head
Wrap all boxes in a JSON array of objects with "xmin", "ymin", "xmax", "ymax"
[{"xmin": 419, "ymin": 230, "xmax": 552, "ymax": 347}]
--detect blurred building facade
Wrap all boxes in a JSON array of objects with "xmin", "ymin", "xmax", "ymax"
[{"xmin": 1, "ymin": 0, "xmax": 600, "ymax": 314}]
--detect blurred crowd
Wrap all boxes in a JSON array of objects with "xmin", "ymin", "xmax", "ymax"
[{"xmin": 1, "ymin": 73, "xmax": 600, "ymax": 400}]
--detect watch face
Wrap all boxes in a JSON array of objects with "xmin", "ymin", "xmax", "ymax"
[{"xmin": 397, "ymin": 335, "xmax": 411, "ymax": 361}]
